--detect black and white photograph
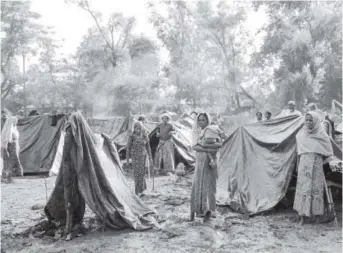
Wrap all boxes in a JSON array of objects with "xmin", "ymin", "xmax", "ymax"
[{"xmin": 1, "ymin": 0, "xmax": 342, "ymax": 252}]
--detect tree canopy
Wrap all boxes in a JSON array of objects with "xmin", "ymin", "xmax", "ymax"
[{"xmin": 1, "ymin": 0, "xmax": 342, "ymax": 116}]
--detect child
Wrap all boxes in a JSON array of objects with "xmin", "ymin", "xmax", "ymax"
[
  {"xmin": 174, "ymin": 163, "xmax": 186, "ymax": 183},
  {"xmin": 199, "ymin": 124, "xmax": 222, "ymax": 169}
]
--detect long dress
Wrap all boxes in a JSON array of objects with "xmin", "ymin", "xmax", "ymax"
[
  {"xmin": 293, "ymin": 153, "xmax": 325, "ymax": 217},
  {"xmin": 190, "ymin": 133, "xmax": 218, "ymax": 215},
  {"xmin": 128, "ymin": 134, "xmax": 148, "ymax": 195},
  {"xmin": 154, "ymin": 123, "xmax": 175, "ymax": 174},
  {"xmin": 2, "ymin": 129, "xmax": 23, "ymax": 182}
]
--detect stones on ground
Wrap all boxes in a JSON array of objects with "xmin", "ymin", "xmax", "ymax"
[{"xmin": 31, "ymin": 204, "xmax": 44, "ymax": 210}]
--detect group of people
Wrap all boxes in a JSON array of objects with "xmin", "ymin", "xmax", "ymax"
[
  {"xmin": 126, "ymin": 113, "xmax": 177, "ymax": 196},
  {"xmin": 1, "ymin": 104, "xmax": 338, "ymax": 225},
  {"xmin": 126, "ymin": 105, "xmax": 338, "ymax": 225},
  {"xmin": 255, "ymin": 101, "xmax": 303, "ymax": 122},
  {"xmin": 126, "ymin": 111, "xmax": 223, "ymax": 222}
]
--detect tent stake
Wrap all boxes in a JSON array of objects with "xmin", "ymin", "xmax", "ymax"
[{"xmin": 324, "ymin": 179, "xmax": 338, "ymax": 226}]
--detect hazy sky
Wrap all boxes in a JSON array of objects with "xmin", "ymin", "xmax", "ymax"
[
  {"xmin": 26, "ymin": 0, "xmax": 266, "ymax": 68},
  {"xmin": 31, "ymin": 0, "xmax": 157, "ymax": 55}
]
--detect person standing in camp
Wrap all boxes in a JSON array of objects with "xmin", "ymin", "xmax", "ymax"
[
  {"xmin": 294, "ymin": 111, "xmax": 333, "ymax": 225},
  {"xmin": 154, "ymin": 113, "xmax": 175, "ymax": 175},
  {"xmin": 1, "ymin": 117, "xmax": 23, "ymax": 182},
  {"xmin": 190, "ymin": 113, "xmax": 222, "ymax": 223},
  {"xmin": 126, "ymin": 121, "xmax": 154, "ymax": 196}
]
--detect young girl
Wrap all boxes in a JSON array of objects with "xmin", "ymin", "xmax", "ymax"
[{"xmin": 126, "ymin": 121, "xmax": 154, "ymax": 196}]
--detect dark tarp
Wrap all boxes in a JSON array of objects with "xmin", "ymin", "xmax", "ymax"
[
  {"xmin": 45, "ymin": 112, "xmax": 158, "ymax": 230},
  {"xmin": 217, "ymin": 115, "xmax": 342, "ymax": 214},
  {"xmin": 17, "ymin": 114, "xmax": 66, "ymax": 173}
]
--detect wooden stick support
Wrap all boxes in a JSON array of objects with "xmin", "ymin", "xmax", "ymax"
[
  {"xmin": 62, "ymin": 127, "xmax": 74, "ymax": 239},
  {"xmin": 324, "ymin": 179, "xmax": 338, "ymax": 226}
]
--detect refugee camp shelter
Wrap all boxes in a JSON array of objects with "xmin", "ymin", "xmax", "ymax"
[
  {"xmin": 217, "ymin": 114, "xmax": 342, "ymax": 214},
  {"xmin": 31, "ymin": 112, "xmax": 158, "ymax": 239}
]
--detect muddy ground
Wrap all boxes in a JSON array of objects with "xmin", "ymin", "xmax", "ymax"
[{"xmin": 1, "ymin": 175, "xmax": 342, "ymax": 253}]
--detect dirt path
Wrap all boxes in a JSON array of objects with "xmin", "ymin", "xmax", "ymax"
[{"xmin": 1, "ymin": 175, "xmax": 342, "ymax": 253}]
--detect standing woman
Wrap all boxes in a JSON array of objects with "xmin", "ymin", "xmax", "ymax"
[
  {"xmin": 190, "ymin": 113, "xmax": 222, "ymax": 223},
  {"xmin": 126, "ymin": 121, "xmax": 154, "ymax": 196},
  {"xmin": 1, "ymin": 117, "xmax": 23, "ymax": 182},
  {"xmin": 294, "ymin": 111, "xmax": 333, "ymax": 225}
]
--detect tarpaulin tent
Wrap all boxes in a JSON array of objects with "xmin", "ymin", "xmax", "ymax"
[
  {"xmin": 17, "ymin": 114, "xmax": 66, "ymax": 174},
  {"xmin": 32, "ymin": 112, "xmax": 158, "ymax": 239},
  {"xmin": 217, "ymin": 115, "xmax": 342, "ymax": 215}
]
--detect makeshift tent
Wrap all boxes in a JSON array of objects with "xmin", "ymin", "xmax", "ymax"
[
  {"xmin": 217, "ymin": 115, "xmax": 342, "ymax": 214},
  {"xmin": 43, "ymin": 112, "xmax": 158, "ymax": 237},
  {"xmin": 17, "ymin": 114, "xmax": 66, "ymax": 174}
]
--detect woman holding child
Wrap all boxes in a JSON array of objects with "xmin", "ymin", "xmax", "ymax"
[{"xmin": 190, "ymin": 113, "xmax": 222, "ymax": 223}]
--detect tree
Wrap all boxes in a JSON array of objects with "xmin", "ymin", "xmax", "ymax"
[
  {"xmin": 195, "ymin": 1, "xmax": 254, "ymax": 110},
  {"xmin": 1, "ymin": 0, "xmax": 44, "ymax": 99},
  {"xmin": 253, "ymin": 1, "xmax": 342, "ymax": 109},
  {"xmin": 68, "ymin": 0, "xmax": 136, "ymax": 69},
  {"xmin": 148, "ymin": 1, "xmax": 196, "ymax": 101}
]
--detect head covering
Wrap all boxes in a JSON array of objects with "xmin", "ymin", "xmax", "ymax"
[
  {"xmin": 308, "ymin": 102, "xmax": 317, "ymax": 111},
  {"xmin": 192, "ymin": 112, "xmax": 212, "ymax": 146},
  {"xmin": 296, "ymin": 111, "xmax": 333, "ymax": 157},
  {"xmin": 288, "ymin": 101, "xmax": 296, "ymax": 106},
  {"xmin": 160, "ymin": 112, "xmax": 171, "ymax": 121},
  {"xmin": 132, "ymin": 121, "xmax": 147, "ymax": 137},
  {"xmin": 1, "ymin": 117, "xmax": 19, "ymax": 153}
]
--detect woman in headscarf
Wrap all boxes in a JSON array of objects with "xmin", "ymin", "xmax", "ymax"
[
  {"xmin": 294, "ymin": 111, "xmax": 334, "ymax": 225},
  {"xmin": 126, "ymin": 121, "xmax": 154, "ymax": 196},
  {"xmin": 1, "ymin": 117, "xmax": 23, "ymax": 182},
  {"xmin": 154, "ymin": 113, "xmax": 175, "ymax": 175},
  {"xmin": 190, "ymin": 113, "xmax": 222, "ymax": 223}
]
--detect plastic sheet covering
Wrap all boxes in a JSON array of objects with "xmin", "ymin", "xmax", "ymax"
[
  {"xmin": 87, "ymin": 116, "xmax": 127, "ymax": 139},
  {"xmin": 217, "ymin": 115, "xmax": 342, "ymax": 214},
  {"xmin": 49, "ymin": 130, "xmax": 65, "ymax": 176},
  {"xmin": 45, "ymin": 112, "xmax": 158, "ymax": 230},
  {"xmin": 17, "ymin": 114, "xmax": 66, "ymax": 173}
]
